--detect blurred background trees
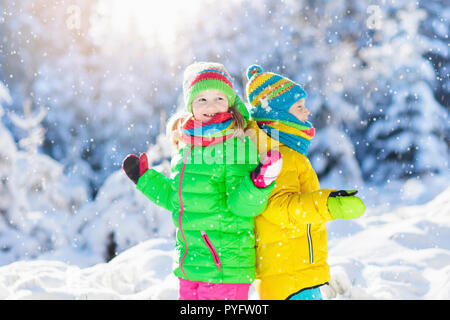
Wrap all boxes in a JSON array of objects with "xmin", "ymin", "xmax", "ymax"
[{"xmin": 0, "ymin": 0, "xmax": 448, "ymax": 263}]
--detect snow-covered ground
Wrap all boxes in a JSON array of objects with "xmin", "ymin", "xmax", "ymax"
[
  {"xmin": 0, "ymin": 185, "xmax": 448, "ymax": 300},
  {"xmin": 325, "ymin": 185, "xmax": 450, "ymax": 300}
]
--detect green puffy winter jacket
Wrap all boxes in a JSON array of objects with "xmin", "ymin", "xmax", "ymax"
[{"xmin": 136, "ymin": 136, "xmax": 275, "ymax": 283}]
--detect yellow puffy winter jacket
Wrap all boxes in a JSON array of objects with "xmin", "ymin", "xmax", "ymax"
[{"xmin": 245, "ymin": 120, "xmax": 335, "ymax": 300}]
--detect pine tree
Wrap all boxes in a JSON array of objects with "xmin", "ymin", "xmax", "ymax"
[
  {"xmin": 357, "ymin": 2, "xmax": 449, "ymax": 182},
  {"xmin": 419, "ymin": 0, "xmax": 450, "ymax": 109},
  {"xmin": 0, "ymin": 84, "xmax": 88, "ymax": 265},
  {"xmin": 9, "ymin": 98, "xmax": 46, "ymax": 155}
]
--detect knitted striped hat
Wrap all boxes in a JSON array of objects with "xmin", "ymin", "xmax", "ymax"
[
  {"xmin": 183, "ymin": 62, "xmax": 237, "ymax": 113},
  {"xmin": 246, "ymin": 65, "xmax": 307, "ymax": 111}
]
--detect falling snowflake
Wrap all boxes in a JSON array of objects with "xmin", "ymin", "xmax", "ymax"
[{"xmin": 260, "ymin": 97, "xmax": 272, "ymax": 112}]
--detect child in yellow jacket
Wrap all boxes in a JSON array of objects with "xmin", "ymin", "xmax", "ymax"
[{"xmin": 244, "ymin": 65, "xmax": 365, "ymax": 300}]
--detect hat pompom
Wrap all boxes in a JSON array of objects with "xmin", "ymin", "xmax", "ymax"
[{"xmin": 247, "ymin": 64, "xmax": 263, "ymax": 80}]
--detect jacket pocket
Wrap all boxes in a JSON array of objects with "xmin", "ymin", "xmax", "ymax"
[
  {"xmin": 307, "ymin": 224, "xmax": 314, "ymax": 264},
  {"xmin": 201, "ymin": 231, "xmax": 222, "ymax": 270}
]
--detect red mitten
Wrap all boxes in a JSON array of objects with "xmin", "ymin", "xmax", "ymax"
[
  {"xmin": 122, "ymin": 153, "xmax": 149, "ymax": 184},
  {"xmin": 251, "ymin": 150, "xmax": 283, "ymax": 188},
  {"xmin": 139, "ymin": 153, "xmax": 148, "ymax": 177}
]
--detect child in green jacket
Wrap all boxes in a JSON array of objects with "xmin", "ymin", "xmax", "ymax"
[{"xmin": 122, "ymin": 62, "xmax": 283, "ymax": 300}]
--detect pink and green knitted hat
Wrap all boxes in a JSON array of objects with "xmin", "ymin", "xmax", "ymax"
[{"xmin": 182, "ymin": 62, "xmax": 240, "ymax": 113}]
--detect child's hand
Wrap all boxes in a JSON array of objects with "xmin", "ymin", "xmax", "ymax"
[
  {"xmin": 251, "ymin": 150, "xmax": 283, "ymax": 188},
  {"xmin": 327, "ymin": 190, "xmax": 365, "ymax": 220},
  {"xmin": 122, "ymin": 153, "xmax": 149, "ymax": 184}
]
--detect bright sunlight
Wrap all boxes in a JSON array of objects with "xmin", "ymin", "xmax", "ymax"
[{"xmin": 94, "ymin": 0, "xmax": 199, "ymax": 48}]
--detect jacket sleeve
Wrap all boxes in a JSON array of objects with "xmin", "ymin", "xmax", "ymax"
[
  {"xmin": 260, "ymin": 152, "xmax": 334, "ymax": 227},
  {"xmin": 136, "ymin": 168, "xmax": 174, "ymax": 212},
  {"xmin": 225, "ymin": 137, "xmax": 275, "ymax": 217}
]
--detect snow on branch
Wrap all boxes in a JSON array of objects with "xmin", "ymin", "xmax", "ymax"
[{"xmin": 8, "ymin": 98, "xmax": 48, "ymax": 155}]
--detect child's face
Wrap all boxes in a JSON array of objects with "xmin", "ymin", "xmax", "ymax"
[
  {"xmin": 288, "ymin": 98, "xmax": 310, "ymax": 122},
  {"xmin": 192, "ymin": 90, "xmax": 229, "ymax": 122}
]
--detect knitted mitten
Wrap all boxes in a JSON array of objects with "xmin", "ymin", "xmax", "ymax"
[
  {"xmin": 251, "ymin": 150, "xmax": 283, "ymax": 188},
  {"xmin": 122, "ymin": 153, "xmax": 149, "ymax": 184}
]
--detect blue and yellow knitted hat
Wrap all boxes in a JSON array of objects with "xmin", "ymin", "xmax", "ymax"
[{"xmin": 246, "ymin": 65, "xmax": 307, "ymax": 111}]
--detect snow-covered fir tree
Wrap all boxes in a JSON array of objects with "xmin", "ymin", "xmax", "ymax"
[
  {"xmin": 0, "ymin": 85, "xmax": 87, "ymax": 265},
  {"xmin": 356, "ymin": 2, "xmax": 449, "ymax": 182}
]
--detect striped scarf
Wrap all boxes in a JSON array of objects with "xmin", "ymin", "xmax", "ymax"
[
  {"xmin": 181, "ymin": 112, "xmax": 235, "ymax": 147},
  {"xmin": 256, "ymin": 120, "xmax": 315, "ymax": 157},
  {"xmin": 251, "ymin": 106, "xmax": 315, "ymax": 156}
]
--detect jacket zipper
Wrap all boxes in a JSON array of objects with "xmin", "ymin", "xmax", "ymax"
[
  {"xmin": 307, "ymin": 224, "xmax": 314, "ymax": 264},
  {"xmin": 178, "ymin": 146, "xmax": 194, "ymax": 279},
  {"xmin": 201, "ymin": 230, "xmax": 222, "ymax": 270}
]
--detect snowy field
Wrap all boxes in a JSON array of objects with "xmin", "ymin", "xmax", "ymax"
[{"xmin": 0, "ymin": 184, "xmax": 448, "ymax": 300}]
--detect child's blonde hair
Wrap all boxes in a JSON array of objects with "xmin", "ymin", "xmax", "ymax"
[{"xmin": 167, "ymin": 106, "xmax": 246, "ymax": 150}]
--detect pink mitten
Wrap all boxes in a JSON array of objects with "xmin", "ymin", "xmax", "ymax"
[{"xmin": 251, "ymin": 150, "xmax": 283, "ymax": 188}]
